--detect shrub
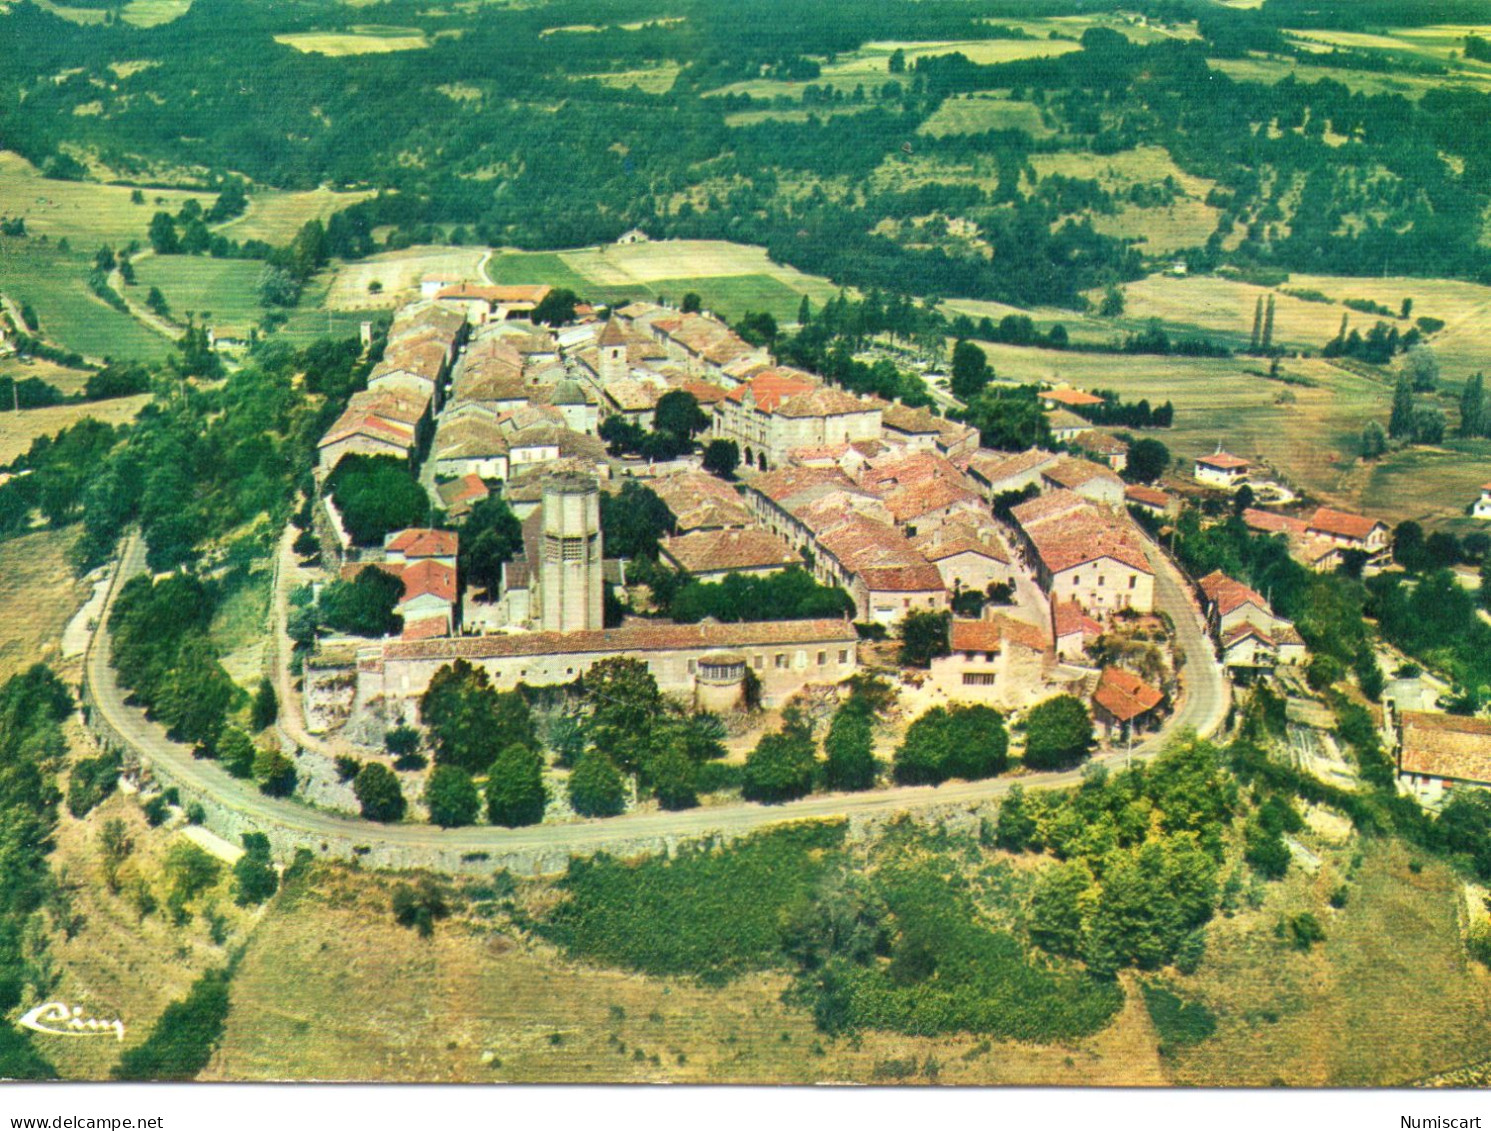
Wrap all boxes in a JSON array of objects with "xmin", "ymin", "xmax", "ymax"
[
  {"xmin": 233, "ymin": 834, "xmax": 278, "ymax": 906},
  {"xmin": 1287, "ymin": 912, "xmax": 1326, "ymax": 951},
  {"xmin": 485, "ymin": 743, "xmax": 547, "ymax": 827},
  {"xmin": 424, "ymin": 765, "xmax": 480, "ymax": 828},
  {"xmin": 568, "ymin": 750, "xmax": 627, "ymax": 818},
  {"xmin": 67, "ymin": 751, "xmax": 121, "ymax": 818},
  {"xmin": 1022, "ymin": 696, "xmax": 1094, "ymax": 770},
  {"xmin": 353, "ymin": 763, "xmax": 406, "ymax": 822}
]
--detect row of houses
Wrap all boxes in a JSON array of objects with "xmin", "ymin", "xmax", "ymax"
[
  {"xmin": 1196, "ymin": 570, "xmax": 1306, "ymax": 675},
  {"xmin": 1242, "ymin": 505, "xmax": 1391, "ymax": 571}
]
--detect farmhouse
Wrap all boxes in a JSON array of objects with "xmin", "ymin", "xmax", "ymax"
[
  {"xmin": 436, "ymin": 473, "xmax": 490, "ymax": 520},
  {"xmin": 1052, "ymin": 600, "xmax": 1103, "ymax": 660},
  {"xmin": 1009, "ymin": 489, "xmax": 1155, "ymax": 617},
  {"xmin": 434, "ymin": 283, "xmax": 553, "ymax": 323},
  {"xmin": 1196, "ymin": 570, "xmax": 1306, "ymax": 673},
  {"xmin": 1388, "ymin": 705, "xmax": 1491, "ymax": 807},
  {"xmin": 1194, "ymin": 450, "xmax": 1250, "ymax": 490},
  {"xmin": 1306, "ymin": 506, "xmax": 1390, "ymax": 558},
  {"xmin": 395, "ymin": 559, "xmax": 459, "ymax": 641},
  {"xmin": 911, "ymin": 524, "xmax": 1012, "ymax": 595},
  {"xmin": 966, "ymin": 448, "xmax": 1061, "ymax": 500},
  {"xmin": 1124, "ymin": 484, "xmax": 1176, "ymax": 519},
  {"xmin": 1092, "ymin": 666, "xmax": 1166, "ymax": 741},
  {"xmin": 317, "ymin": 388, "xmax": 429, "ymax": 474},
  {"xmin": 880, "ymin": 402, "xmax": 978, "ymax": 461},
  {"xmin": 1039, "ymin": 387, "xmax": 1104, "ymax": 410},
  {"xmin": 1040, "ymin": 455, "xmax": 1125, "ymax": 506},
  {"xmin": 1045, "ymin": 408, "xmax": 1090, "ymax": 443},
  {"xmin": 1475, "ymin": 483, "xmax": 1491, "ymax": 521},
  {"xmin": 1071, "ymin": 430, "xmax": 1129, "ymax": 473}
]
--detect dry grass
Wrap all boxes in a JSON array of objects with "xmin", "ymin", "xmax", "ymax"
[
  {"xmin": 324, "ymin": 246, "xmax": 487, "ymax": 310},
  {"xmin": 577, "ymin": 65, "xmax": 682, "ymax": 94},
  {"xmin": 274, "ymin": 30, "xmax": 430, "ymax": 56},
  {"xmin": 0, "ymin": 527, "xmax": 85, "ymax": 682},
  {"xmin": 207, "ymin": 861, "xmax": 1168, "ymax": 1084},
  {"xmin": 0, "ymin": 152, "xmax": 212, "ymax": 245},
  {"xmin": 217, "ymin": 185, "xmax": 377, "ymax": 247},
  {"xmin": 119, "ymin": 0, "xmax": 192, "ymax": 28},
  {"xmin": 1168, "ymin": 839, "xmax": 1491, "ymax": 1086},
  {"xmin": 0, "ymin": 356, "xmax": 93, "ymax": 397},
  {"xmin": 1208, "ymin": 54, "xmax": 1491, "ymax": 98},
  {"xmin": 43, "ymin": 784, "xmax": 264, "ymax": 1081},
  {"xmin": 0, "ymin": 394, "xmax": 150, "ymax": 464}
]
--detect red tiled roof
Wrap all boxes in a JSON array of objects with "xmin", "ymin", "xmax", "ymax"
[
  {"xmin": 911, "ymin": 532, "xmax": 1009, "ymax": 564},
  {"xmin": 951, "ymin": 619, "xmax": 1003, "ymax": 653},
  {"xmin": 1397, "ymin": 710, "xmax": 1491, "ymax": 785},
  {"xmin": 436, "ymin": 284, "xmax": 551, "ymax": 304},
  {"xmin": 1125, "ymin": 484, "xmax": 1172, "ymax": 509},
  {"xmin": 1012, "ymin": 489, "xmax": 1152, "ymax": 575},
  {"xmin": 1053, "ymin": 600, "xmax": 1102, "ymax": 640},
  {"xmin": 659, "ymin": 528, "xmax": 800, "ymax": 574},
  {"xmin": 383, "ymin": 617, "xmax": 857, "ymax": 662},
  {"xmin": 1042, "ymin": 387, "xmax": 1104, "ymax": 407},
  {"xmin": 1197, "ymin": 570, "xmax": 1270, "ymax": 618},
  {"xmin": 1308, "ymin": 506, "xmax": 1383, "ymax": 543},
  {"xmin": 387, "ymin": 528, "xmax": 459, "ymax": 559},
  {"xmin": 598, "ymin": 317, "xmax": 628, "ymax": 347},
  {"xmin": 727, "ymin": 370, "xmax": 819, "ymax": 412},
  {"xmin": 399, "ymin": 560, "xmax": 458, "ymax": 604},
  {"xmin": 401, "ymin": 616, "xmax": 451, "ymax": 642},
  {"xmin": 1072, "ymin": 430, "xmax": 1129, "ymax": 456},
  {"xmin": 1243, "ymin": 507, "xmax": 1309, "ymax": 536},
  {"xmin": 1043, "ymin": 455, "xmax": 1121, "ymax": 490},
  {"xmin": 990, "ymin": 613, "xmax": 1048, "ymax": 653},
  {"xmin": 1196, "ymin": 451, "xmax": 1250, "ymax": 471},
  {"xmin": 1093, "ymin": 667, "xmax": 1164, "ymax": 722}
]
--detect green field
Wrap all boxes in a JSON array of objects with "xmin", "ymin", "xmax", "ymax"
[
  {"xmin": 133, "ymin": 255, "xmax": 265, "ymax": 336},
  {"xmin": 485, "ymin": 240, "xmax": 843, "ymax": 322},
  {"xmin": 0, "ymin": 238, "xmax": 168, "ymax": 362},
  {"xmin": 0, "ymin": 151, "xmax": 213, "ymax": 246},
  {"xmin": 918, "ymin": 95, "xmax": 1056, "ymax": 138},
  {"xmin": 275, "ymin": 29, "xmax": 431, "ymax": 55},
  {"xmin": 216, "ymin": 185, "xmax": 377, "ymax": 247}
]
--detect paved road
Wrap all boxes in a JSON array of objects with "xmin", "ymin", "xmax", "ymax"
[{"xmin": 86, "ymin": 529, "xmax": 1228, "ymax": 862}]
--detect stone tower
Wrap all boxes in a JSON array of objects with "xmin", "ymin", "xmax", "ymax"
[
  {"xmin": 539, "ymin": 474, "xmax": 604, "ymax": 634},
  {"xmin": 598, "ymin": 317, "xmax": 628, "ymax": 384}
]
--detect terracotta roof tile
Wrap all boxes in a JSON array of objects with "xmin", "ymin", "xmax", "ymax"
[
  {"xmin": 1308, "ymin": 506, "xmax": 1384, "ymax": 543},
  {"xmin": 399, "ymin": 560, "xmax": 458, "ymax": 604},
  {"xmin": 1398, "ymin": 710, "xmax": 1491, "ymax": 785},
  {"xmin": 659, "ymin": 528, "xmax": 801, "ymax": 574},
  {"xmin": 1094, "ymin": 667, "xmax": 1164, "ymax": 722}
]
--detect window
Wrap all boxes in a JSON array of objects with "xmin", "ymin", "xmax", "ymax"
[
  {"xmin": 962, "ymin": 672, "xmax": 996, "ymax": 686},
  {"xmin": 688, "ymin": 659, "xmax": 697, "ymax": 674},
  {"xmin": 562, "ymin": 537, "xmax": 584, "ymax": 562},
  {"xmin": 1072, "ymin": 575, "xmax": 1080, "ymax": 586},
  {"xmin": 838, "ymin": 649, "xmax": 849, "ymax": 664},
  {"xmin": 775, "ymin": 653, "xmax": 787, "ymax": 669},
  {"xmin": 1129, "ymin": 576, "xmax": 1137, "ymax": 589},
  {"xmin": 817, "ymin": 651, "xmax": 826, "ymax": 666},
  {"xmin": 1098, "ymin": 576, "xmax": 1105, "ymax": 587},
  {"xmin": 753, "ymin": 655, "xmax": 764, "ymax": 670}
]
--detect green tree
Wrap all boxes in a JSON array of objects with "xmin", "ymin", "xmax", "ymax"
[
  {"xmin": 681, "ymin": 292, "xmax": 702, "ymax": 314},
  {"xmin": 1099, "ymin": 284, "xmax": 1125, "ymax": 317},
  {"xmin": 567, "ymin": 749, "xmax": 626, "ymax": 818},
  {"xmin": 486, "ymin": 743, "xmax": 547, "ymax": 827},
  {"xmin": 252, "ymin": 748, "xmax": 297, "ymax": 798},
  {"xmin": 949, "ymin": 339, "xmax": 993, "ymax": 402},
  {"xmin": 1411, "ymin": 404, "xmax": 1446, "ymax": 444},
  {"xmin": 824, "ymin": 702, "xmax": 877, "ymax": 791},
  {"xmin": 319, "ymin": 568, "xmax": 403, "ymax": 637},
  {"xmin": 1028, "ymin": 861, "xmax": 1092, "ymax": 957},
  {"xmin": 941, "ymin": 704, "xmax": 1009, "ymax": 781},
  {"xmin": 1460, "ymin": 372, "xmax": 1487, "ymax": 437},
  {"xmin": 391, "ymin": 878, "xmax": 451, "ymax": 938},
  {"xmin": 647, "ymin": 745, "xmax": 698, "ymax": 811},
  {"xmin": 702, "ymin": 438, "xmax": 740, "ymax": 478},
  {"xmin": 423, "ymin": 765, "xmax": 481, "ymax": 828},
  {"xmin": 898, "ymin": 609, "xmax": 950, "ymax": 667},
  {"xmin": 892, "ymin": 706, "xmax": 948, "ymax": 785},
  {"xmin": 251, "ymin": 678, "xmax": 278, "ymax": 731},
  {"xmin": 460, "ymin": 495, "xmax": 524, "ymax": 598},
  {"xmin": 147, "ymin": 211, "xmax": 179, "ymax": 255},
  {"xmin": 421, "ymin": 660, "xmax": 535, "ymax": 774},
  {"xmin": 743, "ymin": 716, "xmax": 817, "ymax": 803},
  {"xmin": 353, "ymin": 763, "xmax": 406, "ymax": 822},
  {"xmin": 1360, "ymin": 419, "xmax": 1388, "ymax": 459},
  {"xmin": 232, "ymin": 833, "xmax": 278, "ymax": 906},
  {"xmin": 217, "ymin": 727, "xmax": 256, "ymax": 779},
  {"xmin": 1023, "ymin": 695, "xmax": 1094, "ymax": 770},
  {"xmin": 1388, "ymin": 375, "xmax": 1414, "ymax": 439},
  {"xmin": 888, "ymin": 47, "xmax": 906, "ymax": 73},
  {"xmin": 654, "ymin": 389, "xmax": 708, "ymax": 439},
  {"xmin": 1404, "ymin": 344, "xmax": 1439, "ymax": 392},
  {"xmin": 1123, "ymin": 438, "xmax": 1169, "ymax": 484},
  {"xmin": 581, "ymin": 656, "xmax": 664, "ymax": 774}
]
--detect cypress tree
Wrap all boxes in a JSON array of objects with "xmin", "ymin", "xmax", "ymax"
[
  {"xmin": 1262, "ymin": 295, "xmax": 1275, "ymax": 352},
  {"xmin": 1389, "ymin": 376, "xmax": 1415, "ymax": 439},
  {"xmin": 1460, "ymin": 372, "xmax": 1486, "ymax": 437},
  {"xmin": 1249, "ymin": 296, "xmax": 1263, "ymax": 352}
]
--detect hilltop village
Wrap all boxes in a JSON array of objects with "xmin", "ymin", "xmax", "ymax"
[{"xmin": 286, "ymin": 271, "xmax": 1489, "ymax": 825}]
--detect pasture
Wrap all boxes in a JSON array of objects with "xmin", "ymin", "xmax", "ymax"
[
  {"xmin": 577, "ymin": 64, "xmax": 682, "ymax": 94},
  {"xmin": 0, "ymin": 239, "xmax": 168, "ymax": 362},
  {"xmin": 119, "ymin": 0, "xmax": 192, "ymax": 27},
  {"xmin": 1207, "ymin": 54, "xmax": 1491, "ymax": 98},
  {"xmin": 0, "ymin": 151, "xmax": 212, "ymax": 245},
  {"xmin": 0, "ymin": 393, "xmax": 150, "ymax": 465},
  {"xmin": 0, "ymin": 527, "xmax": 85, "ymax": 683},
  {"xmin": 133, "ymin": 255, "xmax": 265, "ymax": 336},
  {"xmin": 0, "ymin": 355, "xmax": 93, "ymax": 397}
]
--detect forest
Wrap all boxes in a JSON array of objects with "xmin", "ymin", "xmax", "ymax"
[{"xmin": 3, "ymin": 0, "xmax": 1490, "ymax": 313}]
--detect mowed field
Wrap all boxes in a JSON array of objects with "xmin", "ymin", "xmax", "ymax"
[
  {"xmin": 0, "ymin": 355, "xmax": 93, "ymax": 397},
  {"xmin": 207, "ymin": 861, "xmax": 1168, "ymax": 1085},
  {"xmin": 1119, "ymin": 273, "xmax": 1491, "ymax": 381},
  {"xmin": 0, "ymin": 240, "xmax": 166, "ymax": 362},
  {"xmin": 918, "ymin": 95, "xmax": 1056, "ymax": 138},
  {"xmin": 0, "ymin": 394, "xmax": 150, "ymax": 464},
  {"xmin": 324, "ymin": 245, "xmax": 488, "ymax": 310},
  {"xmin": 0, "ymin": 151, "xmax": 213, "ymax": 245},
  {"xmin": 973, "ymin": 342, "xmax": 1394, "ymax": 512},
  {"xmin": 217, "ymin": 185, "xmax": 377, "ymax": 246},
  {"xmin": 132, "ymin": 256, "xmax": 265, "ymax": 335},
  {"xmin": 0, "ymin": 527, "xmax": 86, "ymax": 682},
  {"xmin": 1167, "ymin": 839, "xmax": 1491, "ymax": 1087},
  {"xmin": 487, "ymin": 240, "xmax": 845, "ymax": 323}
]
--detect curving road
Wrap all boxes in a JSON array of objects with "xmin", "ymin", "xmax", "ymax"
[{"xmin": 85, "ymin": 529, "xmax": 1228, "ymax": 863}]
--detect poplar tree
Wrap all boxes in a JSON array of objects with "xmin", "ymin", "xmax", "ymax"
[{"xmin": 1388, "ymin": 375, "xmax": 1415, "ymax": 439}]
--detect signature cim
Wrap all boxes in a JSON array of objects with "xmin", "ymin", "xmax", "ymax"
[{"xmin": 17, "ymin": 1002, "xmax": 125, "ymax": 1041}]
